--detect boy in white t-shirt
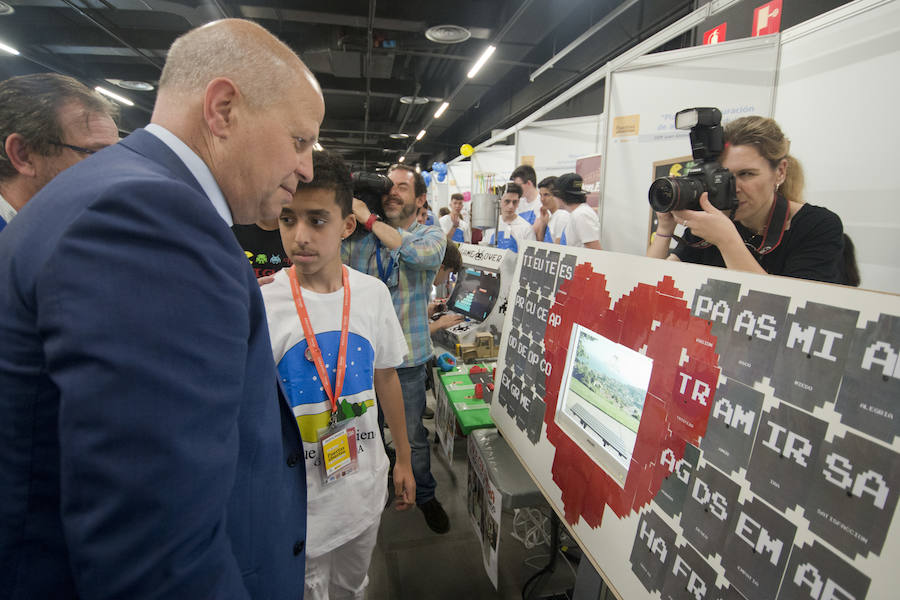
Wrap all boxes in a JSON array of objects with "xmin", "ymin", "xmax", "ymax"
[
  {"xmin": 438, "ymin": 193, "xmax": 471, "ymax": 243},
  {"xmin": 533, "ymin": 175, "xmax": 570, "ymax": 245},
  {"xmin": 482, "ymin": 182, "xmax": 536, "ymax": 253},
  {"xmin": 509, "ymin": 164, "xmax": 541, "ymax": 225},
  {"xmin": 556, "ymin": 172, "xmax": 602, "ymax": 250},
  {"xmin": 262, "ymin": 150, "xmax": 415, "ymax": 600}
]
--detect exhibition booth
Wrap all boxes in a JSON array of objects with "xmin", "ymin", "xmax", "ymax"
[
  {"xmin": 430, "ymin": 1, "xmax": 900, "ymax": 598},
  {"xmin": 436, "ymin": 0, "xmax": 899, "ymax": 295}
]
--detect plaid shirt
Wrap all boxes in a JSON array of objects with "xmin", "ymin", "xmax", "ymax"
[{"xmin": 342, "ymin": 222, "xmax": 446, "ymax": 368}]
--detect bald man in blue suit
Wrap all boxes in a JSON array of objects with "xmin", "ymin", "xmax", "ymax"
[{"xmin": 0, "ymin": 20, "xmax": 324, "ymax": 600}]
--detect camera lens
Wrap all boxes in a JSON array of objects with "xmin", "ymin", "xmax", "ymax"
[
  {"xmin": 648, "ymin": 177, "xmax": 704, "ymax": 213},
  {"xmin": 648, "ymin": 178, "xmax": 676, "ymax": 212}
]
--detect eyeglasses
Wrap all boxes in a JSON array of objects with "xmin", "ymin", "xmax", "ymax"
[{"xmin": 50, "ymin": 141, "xmax": 97, "ymax": 156}]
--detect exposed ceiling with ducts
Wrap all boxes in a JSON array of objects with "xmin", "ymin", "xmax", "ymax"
[{"xmin": 0, "ymin": 0, "xmax": 706, "ymax": 171}]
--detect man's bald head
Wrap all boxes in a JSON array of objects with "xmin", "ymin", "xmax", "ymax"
[
  {"xmin": 152, "ymin": 18, "xmax": 325, "ymax": 225},
  {"xmin": 159, "ymin": 18, "xmax": 319, "ymax": 107}
]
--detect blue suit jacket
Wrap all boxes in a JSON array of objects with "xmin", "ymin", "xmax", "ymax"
[{"xmin": 0, "ymin": 130, "xmax": 307, "ymax": 599}]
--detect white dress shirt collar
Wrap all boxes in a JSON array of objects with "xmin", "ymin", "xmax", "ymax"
[{"xmin": 144, "ymin": 123, "xmax": 232, "ymax": 226}]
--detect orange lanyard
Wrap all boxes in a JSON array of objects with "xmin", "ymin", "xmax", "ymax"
[{"xmin": 287, "ymin": 265, "xmax": 351, "ymax": 414}]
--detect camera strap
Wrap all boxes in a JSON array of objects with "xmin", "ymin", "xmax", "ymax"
[
  {"xmin": 743, "ymin": 193, "xmax": 789, "ymax": 256},
  {"xmin": 374, "ymin": 238, "xmax": 395, "ymax": 283}
]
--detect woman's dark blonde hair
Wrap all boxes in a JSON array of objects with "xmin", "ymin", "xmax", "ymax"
[{"xmin": 724, "ymin": 116, "xmax": 805, "ymax": 204}]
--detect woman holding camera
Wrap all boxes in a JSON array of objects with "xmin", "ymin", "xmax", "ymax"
[{"xmin": 647, "ymin": 116, "xmax": 847, "ymax": 284}]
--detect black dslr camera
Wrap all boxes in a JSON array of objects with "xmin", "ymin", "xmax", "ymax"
[
  {"xmin": 648, "ymin": 107, "xmax": 737, "ymax": 215},
  {"xmin": 350, "ymin": 172, "xmax": 391, "ymax": 237}
]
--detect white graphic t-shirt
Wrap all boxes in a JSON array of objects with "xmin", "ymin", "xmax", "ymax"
[
  {"xmin": 439, "ymin": 213, "xmax": 471, "ymax": 243},
  {"xmin": 563, "ymin": 203, "xmax": 600, "ymax": 248},
  {"xmin": 263, "ymin": 267, "xmax": 408, "ymax": 558}
]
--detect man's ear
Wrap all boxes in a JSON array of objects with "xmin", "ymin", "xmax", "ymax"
[
  {"xmin": 4, "ymin": 133, "xmax": 38, "ymax": 177},
  {"xmin": 203, "ymin": 77, "xmax": 240, "ymax": 139}
]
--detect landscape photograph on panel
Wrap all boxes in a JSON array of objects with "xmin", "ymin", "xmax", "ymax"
[{"xmin": 555, "ymin": 323, "xmax": 652, "ymax": 487}]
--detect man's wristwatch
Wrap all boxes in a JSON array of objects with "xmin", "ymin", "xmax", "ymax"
[{"xmin": 365, "ymin": 213, "xmax": 380, "ymax": 231}]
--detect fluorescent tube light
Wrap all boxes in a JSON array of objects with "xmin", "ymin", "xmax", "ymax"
[
  {"xmin": 467, "ymin": 45, "xmax": 496, "ymax": 79},
  {"xmin": 94, "ymin": 86, "xmax": 134, "ymax": 106},
  {"xmin": 0, "ymin": 41, "xmax": 19, "ymax": 55},
  {"xmin": 434, "ymin": 101, "xmax": 450, "ymax": 118},
  {"xmin": 416, "ymin": 129, "xmax": 426, "ymax": 141}
]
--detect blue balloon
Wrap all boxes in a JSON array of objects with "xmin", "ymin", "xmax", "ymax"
[
  {"xmin": 422, "ymin": 171, "xmax": 432, "ymax": 187},
  {"xmin": 432, "ymin": 161, "xmax": 448, "ymax": 182}
]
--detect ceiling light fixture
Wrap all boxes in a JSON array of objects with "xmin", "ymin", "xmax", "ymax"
[
  {"xmin": 399, "ymin": 95, "xmax": 430, "ymax": 105},
  {"xmin": 107, "ymin": 79, "xmax": 154, "ymax": 92},
  {"xmin": 398, "ymin": 156, "xmax": 405, "ymax": 163},
  {"xmin": 389, "ymin": 132, "xmax": 410, "ymax": 139},
  {"xmin": 425, "ymin": 24, "xmax": 471, "ymax": 44},
  {"xmin": 434, "ymin": 102, "xmax": 450, "ymax": 118},
  {"xmin": 467, "ymin": 45, "xmax": 496, "ymax": 79},
  {"xmin": 94, "ymin": 86, "xmax": 134, "ymax": 106},
  {"xmin": 313, "ymin": 142, "xmax": 324, "ymax": 151},
  {"xmin": 416, "ymin": 129, "xmax": 426, "ymax": 141},
  {"xmin": 0, "ymin": 2, "xmax": 14, "ymax": 16},
  {"xmin": 0, "ymin": 40, "xmax": 19, "ymax": 55}
]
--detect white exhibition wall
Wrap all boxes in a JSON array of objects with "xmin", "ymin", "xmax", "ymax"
[
  {"xmin": 427, "ymin": 161, "xmax": 471, "ymax": 214},
  {"xmin": 515, "ymin": 114, "xmax": 607, "ymax": 178},
  {"xmin": 772, "ymin": 0, "xmax": 900, "ymax": 294},
  {"xmin": 600, "ymin": 35, "xmax": 780, "ymax": 257},
  {"xmin": 470, "ymin": 145, "xmax": 516, "ymax": 191}
]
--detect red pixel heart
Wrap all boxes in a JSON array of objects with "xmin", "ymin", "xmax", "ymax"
[{"xmin": 543, "ymin": 263, "xmax": 719, "ymax": 527}]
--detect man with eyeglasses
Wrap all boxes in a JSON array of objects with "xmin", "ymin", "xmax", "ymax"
[{"xmin": 0, "ymin": 73, "xmax": 119, "ymax": 232}]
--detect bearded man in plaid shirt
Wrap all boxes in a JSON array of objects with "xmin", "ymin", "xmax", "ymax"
[{"xmin": 341, "ymin": 163, "xmax": 450, "ymax": 534}]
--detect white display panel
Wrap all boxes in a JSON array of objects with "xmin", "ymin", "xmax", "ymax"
[
  {"xmin": 773, "ymin": 0, "xmax": 900, "ymax": 294},
  {"xmin": 515, "ymin": 115, "xmax": 606, "ymax": 178},
  {"xmin": 601, "ymin": 36, "xmax": 779, "ymax": 256},
  {"xmin": 492, "ymin": 241, "xmax": 900, "ymax": 600}
]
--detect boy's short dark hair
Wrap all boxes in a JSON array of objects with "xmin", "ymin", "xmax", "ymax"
[
  {"xmin": 388, "ymin": 163, "xmax": 427, "ymax": 197},
  {"xmin": 538, "ymin": 176, "xmax": 557, "ymax": 191},
  {"xmin": 450, "ymin": 193, "xmax": 464, "ymax": 202},
  {"xmin": 438, "ymin": 207, "xmax": 450, "ymax": 217},
  {"xmin": 441, "ymin": 242, "xmax": 463, "ymax": 274},
  {"xmin": 510, "ymin": 165, "xmax": 536, "ymax": 187},
  {"xmin": 503, "ymin": 182, "xmax": 523, "ymax": 198},
  {"xmin": 297, "ymin": 150, "xmax": 353, "ymax": 216}
]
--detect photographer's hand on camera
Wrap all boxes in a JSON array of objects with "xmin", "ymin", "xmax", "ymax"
[
  {"xmin": 673, "ymin": 193, "xmax": 765, "ymax": 274},
  {"xmin": 353, "ymin": 196, "xmax": 402, "ymax": 249}
]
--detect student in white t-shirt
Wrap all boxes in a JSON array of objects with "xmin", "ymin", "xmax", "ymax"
[
  {"xmin": 261, "ymin": 150, "xmax": 414, "ymax": 600},
  {"xmin": 438, "ymin": 192, "xmax": 471, "ymax": 243},
  {"xmin": 510, "ymin": 164, "xmax": 541, "ymax": 225},
  {"xmin": 533, "ymin": 175, "xmax": 570, "ymax": 245},
  {"xmin": 556, "ymin": 172, "xmax": 602, "ymax": 250},
  {"xmin": 482, "ymin": 182, "xmax": 536, "ymax": 253}
]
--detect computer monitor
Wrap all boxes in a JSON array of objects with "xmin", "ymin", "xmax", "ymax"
[
  {"xmin": 554, "ymin": 323, "xmax": 653, "ymax": 488},
  {"xmin": 447, "ymin": 267, "xmax": 501, "ymax": 323}
]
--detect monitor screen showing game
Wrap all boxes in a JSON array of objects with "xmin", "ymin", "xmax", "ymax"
[
  {"xmin": 447, "ymin": 267, "xmax": 501, "ymax": 322},
  {"xmin": 554, "ymin": 323, "xmax": 653, "ymax": 488}
]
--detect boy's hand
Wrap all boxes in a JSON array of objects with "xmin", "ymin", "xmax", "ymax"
[
  {"xmin": 427, "ymin": 298, "xmax": 446, "ymax": 318},
  {"xmin": 392, "ymin": 462, "xmax": 416, "ymax": 510},
  {"xmin": 434, "ymin": 313, "xmax": 464, "ymax": 330}
]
